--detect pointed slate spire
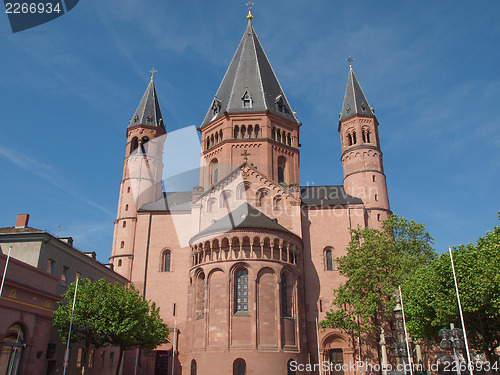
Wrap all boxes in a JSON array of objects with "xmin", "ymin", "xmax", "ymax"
[
  {"xmin": 340, "ymin": 66, "xmax": 375, "ymax": 121},
  {"xmin": 201, "ymin": 17, "xmax": 297, "ymax": 127},
  {"xmin": 129, "ymin": 77, "xmax": 165, "ymax": 131}
]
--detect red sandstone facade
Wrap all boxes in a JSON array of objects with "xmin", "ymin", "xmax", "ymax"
[{"xmin": 110, "ymin": 15, "xmax": 391, "ymax": 375}]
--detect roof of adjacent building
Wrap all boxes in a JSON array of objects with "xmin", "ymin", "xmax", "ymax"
[
  {"xmin": 201, "ymin": 19, "xmax": 298, "ymax": 127},
  {"xmin": 191, "ymin": 202, "xmax": 291, "ymax": 243},
  {"xmin": 300, "ymin": 185, "xmax": 363, "ymax": 206},
  {"xmin": 128, "ymin": 78, "xmax": 166, "ymax": 131},
  {"xmin": 339, "ymin": 66, "xmax": 375, "ymax": 121},
  {"xmin": 139, "ymin": 191, "xmax": 193, "ymax": 212}
]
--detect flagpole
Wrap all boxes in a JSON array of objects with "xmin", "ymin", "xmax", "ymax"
[
  {"xmin": 316, "ymin": 318, "xmax": 322, "ymax": 375},
  {"xmin": 63, "ymin": 276, "xmax": 79, "ymax": 375},
  {"xmin": 399, "ymin": 286, "xmax": 413, "ymax": 375},
  {"xmin": 0, "ymin": 246, "xmax": 12, "ymax": 299},
  {"xmin": 448, "ymin": 247, "xmax": 472, "ymax": 371},
  {"xmin": 172, "ymin": 321, "xmax": 176, "ymax": 375}
]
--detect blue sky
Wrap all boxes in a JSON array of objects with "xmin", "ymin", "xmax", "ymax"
[{"xmin": 1, "ymin": 0, "xmax": 499, "ymax": 263}]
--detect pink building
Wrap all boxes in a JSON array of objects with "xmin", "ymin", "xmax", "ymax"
[
  {"xmin": 110, "ymin": 10, "xmax": 390, "ymax": 375},
  {"xmin": 0, "ymin": 247, "xmax": 59, "ymax": 375}
]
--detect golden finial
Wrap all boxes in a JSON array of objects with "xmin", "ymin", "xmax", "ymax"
[{"xmin": 246, "ymin": 2, "xmax": 254, "ymax": 20}]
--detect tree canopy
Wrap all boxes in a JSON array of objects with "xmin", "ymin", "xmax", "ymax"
[
  {"xmin": 402, "ymin": 213, "xmax": 500, "ymax": 364},
  {"xmin": 53, "ymin": 278, "xmax": 169, "ymax": 375},
  {"xmin": 319, "ymin": 215, "xmax": 437, "ymax": 360}
]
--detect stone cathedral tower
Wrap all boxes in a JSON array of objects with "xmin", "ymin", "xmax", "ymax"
[{"xmin": 110, "ymin": 8, "xmax": 391, "ymax": 375}]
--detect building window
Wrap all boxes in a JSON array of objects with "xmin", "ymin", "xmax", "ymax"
[
  {"xmin": 88, "ymin": 349, "xmax": 95, "ymax": 368},
  {"xmin": 254, "ymin": 125, "xmax": 260, "ymax": 138},
  {"xmin": 234, "ymin": 125, "xmax": 239, "ymax": 139},
  {"xmin": 277, "ymin": 129, "xmax": 282, "ymax": 143},
  {"xmin": 281, "ymin": 274, "xmax": 290, "ymax": 317},
  {"xmin": 48, "ymin": 259, "xmax": 56, "ymax": 274},
  {"xmin": 248, "ymin": 125, "xmax": 253, "ymax": 138},
  {"xmin": 272, "ymin": 127, "xmax": 276, "ymax": 140},
  {"xmin": 125, "ymin": 204, "xmax": 129, "ymax": 211},
  {"xmin": 163, "ymin": 251, "xmax": 171, "ymax": 272},
  {"xmin": 375, "ymin": 194, "xmax": 378, "ymax": 201},
  {"xmin": 140, "ymin": 137, "xmax": 149, "ymax": 154},
  {"xmin": 191, "ymin": 359, "xmax": 197, "ymax": 375},
  {"xmin": 287, "ymin": 133, "xmax": 291, "ymax": 146},
  {"xmin": 76, "ymin": 348, "xmax": 83, "ymax": 368},
  {"xmin": 277, "ymin": 156, "xmax": 286, "ymax": 184},
  {"xmin": 117, "ymin": 259, "xmax": 122, "ymax": 267},
  {"xmin": 61, "ymin": 266, "xmax": 69, "ymax": 283},
  {"xmin": 122, "ymin": 221, "xmax": 126, "ymax": 228},
  {"xmin": 196, "ymin": 273, "xmax": 205, "ymax": 318},
  {"xmin": 242, "ymin": 91, "xmax": 253, "ymax": 108},
  {"xmin": 101, "ymin": 351, "xmax": 106, "ymax": 369},
  {"xmin": 210, "ymin": 159, "xmax": 219, "ymax": 185},
  {"xmin": 233, "ymin": 358, "xmax": 246, "ymax": 375},
  {"xmin": 352, "ymin": 131, "xmax": 357, "ymax": 144},
  {"xmin": 347, "ymin": 133, "xmax": 353, "ymax": 146},
  {"xmin": 276, "ymin": 94, "xmax": 285, "ymax": 113},
  {"xmin": 256, "ymin": 189, "xmax": 269, "ymax": 207},
  {"xmin": 130, "ymin": 137, "xmax": 139, "ymax": 154},
  {"xmin": 235, "ymin": 269, "xmax": 248, "ymax": 313},
  {"xmin": 120, "ymin": 241, "xmax": 125, "ymax": 249},
  {"xmin": 127, "ymin": 187, "xmax": 131, "ymax": 193},
  {"xmin": 326, "ymin": 249, "xmax": 333, "ymax": 271}
]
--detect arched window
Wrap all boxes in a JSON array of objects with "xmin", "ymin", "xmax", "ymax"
[
  {"xmin": 210, "ymin": 159, "xmax": 219, "ymax": 185},
  {"xmin": 287, "ymin": 133, "xmax": 291, "ymax": 146},
  {"xmin": 1, "ymin": 324, "xmax": 25, "ymax": 374},
  {"xmin": 325, "ymin": 249, "xmax": 333, "ymax": 271},
  {"xmin": 130, "ymin": 137, "xmax": 139, "ymax": 154},
  {"xmin": 206, "ymin": 138, "xmax": 210, "ymax": 150},
  {"xmin": 215, "ymin": 132, "xmax": 219, "ymax": 144},
  {"xmin": 277, "ymin": 129, "xmax": 282, "ymax": 143},
  {"xmin": 254, "ymin": 125, "xmax": 260, "ymax": 138},
  {"xmin": 122, "ymin": 221, "xmax": 126, "ymax": 228},
  {"xmin": 162, "ymin": 251, "xmax": 171, "ymax": 272},
  {"xmin": 248, "ymin": 125, "xmax": 253, "ymax": 138},
  {"xmin": 352, "ymin": 131, "xmax": 357, "ymax": 144},
  {"xmin": 233, "ymin": 358, "xmax": 246, "ymax": 375},
  {"xmin": 273, "ymin": 196, "xmax": 282, "ymax": 211},
  {"xmin": 271, "ymin": 128, "xmax": 276, "ymax": 140},
  {"xmin": 140, "ymin": 137, "xmax": 149, "ymax": 154},
  {"xmin": 127, "ymin": 187, "xmax": 131, "ymax": 193},
  {"xmin": 287, "ymin": 359, "xmax": 296, "ymax": 375},
  {"xmin": 235, "ymin": 269, "xmax": 248, "ymax": 313},
  {"xmin": 237, "ymin": 183, "xmax": 251, "ymax": 200},
  {"xmin": 281, "ymin": 274, "xmax": 290, "ymax": 317},
  {"xmin": 220, "ymin": 190, "xmax": 232, "ymax": 208},
  {"xmin": 118, "ymin": 259, "xmax": 122, "ymax": 267},
  {"xmin": 190, "ymin": 359, "xmax": 197, "ymax": 375},
  {"xmin": 207, "ymin": 198, "xmax": 216, "ymax": 213},
  {"xmin": 256, "ymin": 189, "xmax": 269, "ymax": 207},
  {"xmin": 125, "ymin": 204, "xmax": 129, "ymax": 211},
  {"xmin": 196, "ymin": 273, "xmax": 205, "ymax": 318},
  {"xmin": 120, "ymin": 241, "xmax": 125, "ymax": 249},
  {"xmin": 347, "ymin": 133, "xmax": 353, "ymax": 146},
  {"xmin": 219, "ymin": 129, "xmax": 223, "ymax": 141},
  {"xmin": 234, "ymin": 126, "xmax": 239, "ymax": 139},
  {"xmin": 211, "ymin": 134, "xmax": 215, "ymax": 147},
  {"xmin": 241, "ymin": 125, "xmax": 246, "ymax": 139},
  {"xmin": 277, "ymin": 156, "xmax": 286, "ymax": 184},
  {"xmin": 362, "ymin": 127, "xmax": 371, "ymax": 143}
]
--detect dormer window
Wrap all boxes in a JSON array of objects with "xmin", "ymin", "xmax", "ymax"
[
  {"xmin": 242, "ymin": 91, "xmax": 253, "ymax": 108},
  {"xmin": 211, "ymin": 98, "xmax": 221, "ymax": 117},
  {"xmin": 275, "ymin": 94, "xmax": 286, "ymax": 113}
]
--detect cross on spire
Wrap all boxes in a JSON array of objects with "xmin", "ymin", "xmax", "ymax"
[
  {"xmin": 345, "ymin": 56, "xmax": 354, "ymax": 67},
  {"xmin": 241, "ymin": 149, "xmax": 250, "ymax": 162},
  {"xmin": 149, "ymin": 68, "xmax": 158, "ymax": 80},
  {"xmin": 246, "ymin": 2, "xmax": 254, "ymax": 20}
]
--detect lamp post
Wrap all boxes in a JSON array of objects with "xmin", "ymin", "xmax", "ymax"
[
  {"xmin": 439, "ymin": 323, "xmax": 466, "ymax": 375},
  {"xmin": 393, "ymin": 303, "xmax": 411, "ymax": 375}
]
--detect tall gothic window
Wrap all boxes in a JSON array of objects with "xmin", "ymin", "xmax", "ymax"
[
  {"xmin": 326, "ymin": 249, "xmax": 333, "ymax": 271},
  {"xmin": 281, "ymin": 274, "xmax": 290, "ymax": 317},
  {"xmin": 234, "ymin": 125, "xmax": 239, "ymax": 139},
  {"xmin": 254, "ymin": 125, "xmax": 260, "ymax": 138},
  {"xmin": 191, "ymin": 359, "xmax": 197, "ymax": 375},
  {"xmin": 235, "ymin": 269, "xmax": 248, "ymax": 313},
  {"xmin": 233, "ymin": 358, "xmax": 246, "ymax": 375},
  {"xmin": 163, "ymin": 251, "xmax": 171, "ymax": 272},
  {"xmin": 196, "ymin": 273, "xmax": 205, "ymax": 319},
  {"xmin": 210, "ymin": 159, "xmax": 219, "ymax": 185},
  {"xmin": 277, "ymin": 156, "xmax": 286, "ymax": 184}
]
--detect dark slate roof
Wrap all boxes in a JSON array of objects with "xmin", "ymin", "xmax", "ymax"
[
  {"xmin": 139, "ymin": 191, "xmax": 193, "ymax": 212},
  {"xmin": 300, "ymin": 185, "xmax": 363, "ymax": 206},
  {"xmin": 128, "ymin": 78, "xmax": 166, "ymax": 131},
  {"xmin": 192, "ymin": 202, "xmax": 291, "ymax": 242},
  {"xmin": 339, "ymin": 66, "xmax": 375, "ymax": 121},
  {"xmin": 201, "ymin": 20, "xmax": 298, "ymax": 127}
]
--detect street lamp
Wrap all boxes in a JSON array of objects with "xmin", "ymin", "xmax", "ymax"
[
  {"xmin": 393, "ymin": 303, "xmax": 408, "ymax": 373},
  {"xmin": 439, "ymin": 324, "xmax": 466, "ymax": 375}
]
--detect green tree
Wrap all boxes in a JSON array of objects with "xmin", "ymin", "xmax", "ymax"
[
  {"xmin": 402, "ymin": 214, "xmax": 500, "ymax": 366},
  {"xmin": 320, "ymin": 215, "xmax": 436, "ymax": 361},
  {"xmin": 53, "ymin": 279, "xmax": 169, "ymax": 375}
]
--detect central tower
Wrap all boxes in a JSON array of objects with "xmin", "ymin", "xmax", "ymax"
[{"xmin": 199, "ymin": 12, "xmax": 301, "ymax": 189}]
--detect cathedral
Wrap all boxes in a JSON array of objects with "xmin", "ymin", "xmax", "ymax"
[{"xmin": 109, "ymin": 7, "xmax": 390, "ymax": 375}]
